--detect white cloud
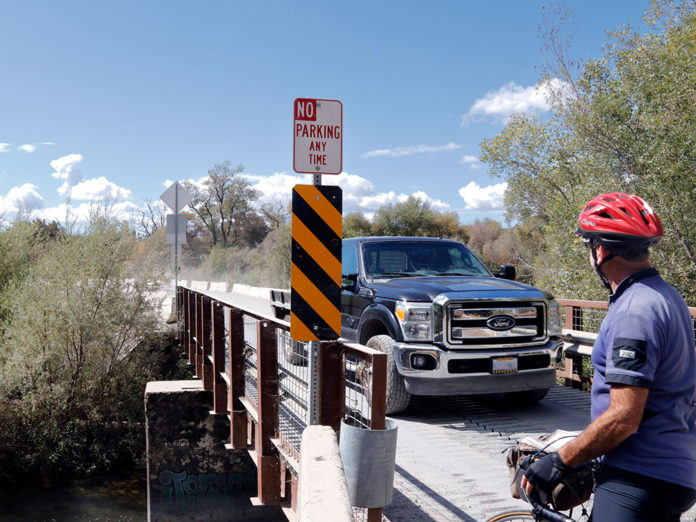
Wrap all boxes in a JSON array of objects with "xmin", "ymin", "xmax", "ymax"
[
  {"xmin": 458, "ymin": 155, "xmax": 482, "ymax": 170},
  {"xmin": 51, "ymin": 153, "xmax": 85, "ymax": 196},
  {"xmin": 458, "ymin": 155, "xmax": 478, "ymax": 164},
  {"xmin": 0, "ymin": 183, "xmax": 45, "ymax": 215},
  {"xmin": 363, "ymin": 142, "xmax": 462, "ymax": 158},
  {"xmin": 411, "ymin": 191, "xmax": 451, "ymax": 212},
  {"xmin": 242, "ymin": 170, "xmax": 450, "ymax": 216},
  {"xmin": 163, "ymin": 176, "xmax": 210, "ymax": 195},
  {"xmin": 0, "ymin": 143, "xmax": 10, "ymax": 153},
  {"xmin": 18, "ymin": 144, "xmax": 37, "ymax": 153},
  {"xmin": 49, "ymin": 153, "xmax": 130, "ymax": 202},
  {"xmin": 247, "ymin": 172, "xmax": 306, "ymax": 205},
  {"xmin": 324, "ymin": 172, "xmax": 375, "ymax": 198},
  {"xmin": 69, "ymin": 176, "xmax": 132, "ymax": 202},
  {"xmin": 463, "ymin": 78, "xmax": 569, "ymax": 123},
  {"xmin": 458, "ymin": 181, "xmax": 508, "ymax": 211}
]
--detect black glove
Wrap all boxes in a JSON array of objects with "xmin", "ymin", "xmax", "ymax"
[{"xmin": 522, "ymin": 452, "xmax": 569, "ymax": 493}]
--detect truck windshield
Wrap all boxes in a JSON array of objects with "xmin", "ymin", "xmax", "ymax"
[{"xmin": 361, "ymin": 241, "xmax": 491, "ymax": 278}]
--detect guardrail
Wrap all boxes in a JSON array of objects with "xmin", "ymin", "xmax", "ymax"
[
  {"xmin": 556, "ymin": 299, "xmax": 696, "ymax": 390},
  {"xmin": 176, "ymin": 284, "xmax": 387, "ymax": 522}
]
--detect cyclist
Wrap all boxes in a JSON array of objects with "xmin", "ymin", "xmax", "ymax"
[{"xmin": 521, "ymin": 193, "xmax": 696, "ymax": 520}]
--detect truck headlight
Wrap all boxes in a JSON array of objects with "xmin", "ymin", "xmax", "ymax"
[
  {"xmin": 547, "ymin": 299, "xmax": 562, "ymax": 337},
  {"xmin": 395, "ymin": 301, "xmax": 433, "ymax": 341}
]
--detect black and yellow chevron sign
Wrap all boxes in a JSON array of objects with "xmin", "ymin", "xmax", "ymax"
[{"xmin": 291, "ymin": 184, "xmax": 343, "ymax": 341}]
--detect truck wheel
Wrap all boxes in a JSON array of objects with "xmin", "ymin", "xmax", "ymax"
[
  {"xmin": 366, "ymin": 335, "xmax": 411, "ymax": 415},
  {"xmin": 504, "ymin": 388, "xmax": 549, "ymax": 406}
]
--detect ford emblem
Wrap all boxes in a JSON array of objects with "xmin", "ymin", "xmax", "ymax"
[{"xmin": 486, "ymin": 315, "xmax": 516, "ymax": 331}]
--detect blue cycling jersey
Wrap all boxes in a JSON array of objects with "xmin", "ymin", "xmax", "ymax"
[{"xmin": 591, "ymin": 268, "xmax": 696, "ymax": 489}]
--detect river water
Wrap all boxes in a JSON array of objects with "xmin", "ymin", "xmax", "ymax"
[{"xmin": 0, "ymin": 472, "xmax": 146, "ymax": 521}]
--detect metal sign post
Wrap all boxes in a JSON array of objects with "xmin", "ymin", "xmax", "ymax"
[
  {"xmin": 161, "ymin": 181, "xmax": 193, "ymax": 314},
  {"xmin": 292, "ymin": 97, "xmax": 344, "ymax": 425}
]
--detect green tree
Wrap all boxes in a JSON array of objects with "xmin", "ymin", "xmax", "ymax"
[
  {"xmin": 372, "ymin": 197, "xmax": 434, "ymax": 236},
  {"xmin": 183, "ymin": 161, "xmax": 265, "ymax": 249},
  {"xmin": 0, "ymin": 211, "xmax": 170, "ymax": 477},
  {"xmin": 480, "ymin": 1, "xmax": 696, "ymax": 302},
  {"xmin": 343, "ymin": 212, "xmax": 373, "ymax": 238}
]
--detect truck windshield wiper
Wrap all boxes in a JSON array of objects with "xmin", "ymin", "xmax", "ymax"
[
  {"xmin": 372, "ymin": 272, "xmax": 414, "ymax": 278},
  {"xmin": 436, "ymin": 271, "xmax": 474, "ymax": 276}
]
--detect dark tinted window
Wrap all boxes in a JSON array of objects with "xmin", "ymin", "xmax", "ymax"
[
  {"xmin": 342, "ymin": 245, "xmax": 358, "ymax": 275},
  {"xmin": 361, "ymin": 241, "xmax": 490, "ymax": 278}
]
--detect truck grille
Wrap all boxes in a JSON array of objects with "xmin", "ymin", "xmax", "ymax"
[{"xmin": 446, "ymin": 301, "xmax": 546, "ymax": 347}]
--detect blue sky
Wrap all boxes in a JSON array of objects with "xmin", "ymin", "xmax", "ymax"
[{"xmin": 0, "ymin": 1, "xmax": 650, "ymax": 227}]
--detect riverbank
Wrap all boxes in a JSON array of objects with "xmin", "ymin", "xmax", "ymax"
[{"xmin": 0, "ymin": 471, "xmax": 146, "ymax": 521}]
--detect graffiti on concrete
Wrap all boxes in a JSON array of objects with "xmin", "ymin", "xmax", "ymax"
[{"xmin": 152, "ymin": 469, "xmax": 255, "ymax": 503}]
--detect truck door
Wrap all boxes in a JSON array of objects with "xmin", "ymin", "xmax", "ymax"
[{"xmin": 341, "ymin": 244, "xmax": 360, "ymax": 340}]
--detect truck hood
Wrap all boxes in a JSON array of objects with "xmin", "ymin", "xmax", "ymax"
[{"xmin": 367, "ymin": 275, "xmax": 548, "ymax": 301}]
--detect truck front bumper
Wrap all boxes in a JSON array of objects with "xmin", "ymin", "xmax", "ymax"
[{"xmin": 392, "ymin": 338, "xmax": 563, "ymax": 396}]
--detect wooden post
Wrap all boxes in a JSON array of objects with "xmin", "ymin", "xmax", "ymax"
[
  {"xmin": 255, "ymin": 319, "xmax": 280, "ymax": 504},
  {"xmin": 228, "ymin": 308, "xmax": 247, "ymax": 448},
  {"xmin": 211, "ymin": 302, "xmax": 227, "ymax": 414}
]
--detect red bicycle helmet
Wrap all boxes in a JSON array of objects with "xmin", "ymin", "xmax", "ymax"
[{"xmin": 577, "ymin": 192, "xmax": 663, "ymax": 248}]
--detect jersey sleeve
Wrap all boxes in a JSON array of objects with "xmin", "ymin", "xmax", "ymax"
[{"xmin": 602, "ymin": 308, "xmax": 660, "ymax": 388}]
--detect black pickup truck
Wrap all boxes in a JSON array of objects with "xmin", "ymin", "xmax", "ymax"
[{"xmin": 273, "ymin": 236, "xmax": 564, "ymax": 414}]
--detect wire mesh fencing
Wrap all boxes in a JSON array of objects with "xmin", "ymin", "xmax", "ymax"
[
  {"xmin": 276, "ymin": 327, "xmax": 310, "ymax": 458},
  {"xmin": 563, "ymin": 303, "xmax": 607, "ymax": 332},
  {"xmin": 242, "ymin": 314, "xmax": 259, "ymax": 407},
  {"xmin": 343, "ymin": 353, "xmax": 374, "ymax": 429}
]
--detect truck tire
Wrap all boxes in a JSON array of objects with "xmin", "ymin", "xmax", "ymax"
[
  {"xmin": 366, "ymin": 335, "xmax": 411, "ymax": 415},
  {"xmin": 504, "ymin": 388, "xmax": 549, "ymax": 406}
]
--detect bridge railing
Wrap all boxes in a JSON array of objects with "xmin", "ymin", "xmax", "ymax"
[
  {"xmin": 176, "ymin": 285, "xmax": 387, "ymax": 521},
  {"xmin": 556, "ymin": 298, "xmax": 696, "ymax": 390}
]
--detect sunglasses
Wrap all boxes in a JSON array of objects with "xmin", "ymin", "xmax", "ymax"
[{"xmin": 575, "ymin": 229, "xmax": 593, "ymax": 249}]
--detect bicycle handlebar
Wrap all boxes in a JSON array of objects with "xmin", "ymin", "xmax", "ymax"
[{"xmin": 526, "ymin": 490, "xmax": 575, "ymax": 522}]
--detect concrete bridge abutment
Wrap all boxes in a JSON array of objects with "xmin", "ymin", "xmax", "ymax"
[{"xmin": 145, "ymin": 380, "xmax": 285, "ymax": 521}]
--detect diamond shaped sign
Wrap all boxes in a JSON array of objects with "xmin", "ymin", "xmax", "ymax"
[{"xmin": 160, "ymin": 181, "xmax": 193, "ymax": 213}]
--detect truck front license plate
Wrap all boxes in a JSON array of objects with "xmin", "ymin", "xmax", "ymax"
[{"xmin": 491, "ymin": 356, "xmax": 518, "ymax": 374}]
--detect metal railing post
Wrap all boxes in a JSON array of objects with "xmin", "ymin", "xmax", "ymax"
[
  {"xmin": 368, "ymin": 351, "xmax": 387, "ymax": 522},
  {"xmin": 187, "ymin": 290, "xmax": 195, "ymax": 365},
  {"xmin": 564, "ymin": 303, "xmax": 574, "ymax": 330},
  {"xmin": 211, "ymin": 302, "xmax": 227, "ymax": 414},
  {"xmin": 194, "ymin": 293, "xmax": 201, "ymax": 373},
  {"xmin": 201, "ymin": 296, "xmax": 213, "ymax": 391},
  {"xmin": 228, "ymin": 308, "xmax": 247, "ymax": 448},
  {"xmin": 319, "ymin": 342, "xmax": 345, "ymax": 432},
  {"xmin": 369, "ymin": 352, "xmax": 387, "ymax": 431},
  {"xmin": 180, "ymin": 287, "xmax": 188, "ymax": 351},
  {"xmin": 256, "ymin": 319, "xmax": 280, "ymax": 504}
]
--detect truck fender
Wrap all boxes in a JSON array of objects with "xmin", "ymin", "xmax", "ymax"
[{"xmin": 357, "ymin": 303, "xmax": 402, "ymax": 344}]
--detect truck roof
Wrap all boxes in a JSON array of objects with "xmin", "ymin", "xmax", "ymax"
[{"xmin": 343, "ymin": 236, "xmax": 462, "ymax": 244}]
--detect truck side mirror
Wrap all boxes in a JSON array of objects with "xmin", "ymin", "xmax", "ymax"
[
  {"xmin": 342, "ymin": 273, "xmax": 358, "ymax": 291},
  {"xmin": 494, "ymin": 265, "xmax": 516, "ymax": 281}
]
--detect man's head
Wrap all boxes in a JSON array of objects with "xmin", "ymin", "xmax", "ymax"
[{"xmin": 576, "ymin": 192, "xmax": 663, "ymax": 289}]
